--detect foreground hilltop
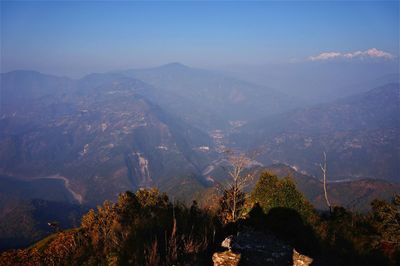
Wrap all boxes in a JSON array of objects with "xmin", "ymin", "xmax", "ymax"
[{"xmin": 1, "ymin": 171, "xmax": 399, "ymax": 266}]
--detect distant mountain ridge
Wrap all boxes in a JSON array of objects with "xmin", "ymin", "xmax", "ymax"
[
  {"xmin": 232, "ymin": 83, "xmax": 400, "ymax": 181},
  {"xmin": 218, "ymin": 61, "xmax": 399, "ymax": 103},
  {"xmin": 116, "ymin": 63, "xmax": 299, "ymax": 130},
  {"xmin": 0, "ymin": 70, "xmax": 215, "ymax": 205}
]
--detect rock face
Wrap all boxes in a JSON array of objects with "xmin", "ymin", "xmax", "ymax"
[
  {"xmin": 212, "ymin": 231, "xmax": 313, "ymax": 266},
  {"xmin": 293, "ymin": 249, "xmax": 313, "ymax": 266},
  {"xmin": 212, "ymin": 251, "xmax": 241, "ymax": 266}
]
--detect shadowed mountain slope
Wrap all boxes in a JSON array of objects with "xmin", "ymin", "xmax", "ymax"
[{"xmin": 0, "ymin": 71, "xmax": 215, "ymax": 205}]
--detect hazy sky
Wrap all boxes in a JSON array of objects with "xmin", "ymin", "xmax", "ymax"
[{"xmin": 1, "ymin": 1, "xmax": 399, "ymax": 77}]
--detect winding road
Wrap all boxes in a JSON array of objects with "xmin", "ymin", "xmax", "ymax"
[{"xmin": 39, "ymin": 174, "xmax": 83, "ymax": 204}]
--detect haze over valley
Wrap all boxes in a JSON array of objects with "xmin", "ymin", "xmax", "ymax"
[{"xmin": 1, "ymin": 62, "xmax": 399, "ymax": 248}]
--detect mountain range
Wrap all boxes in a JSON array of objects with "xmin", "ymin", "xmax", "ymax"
[
  {"xmin": 0, "ymin": 63, "xmax": 399, "ymax": 250},
  {"xmin": 116, "ymin": 63, "xmax": 299, "ymax": 130},
  {"xmin": 0, "ymin": 68, "xmax": 214, "ymax": 205},
  {"xmin": 232, "ymin": 83, "xmax": 399, "ymax": 181}
]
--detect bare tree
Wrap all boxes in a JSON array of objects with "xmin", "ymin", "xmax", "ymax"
[
  {"xmin": 217, "ymin": 149, "xmax": 258, "ymax": 223},
  {"xmin": 319, "ymin": 152, "xmax": 332, "ymax": 213}
]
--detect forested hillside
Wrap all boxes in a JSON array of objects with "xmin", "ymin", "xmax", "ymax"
[{"xmin": 1, "ymin": 172, "xmax": 398, "ymax": 265}]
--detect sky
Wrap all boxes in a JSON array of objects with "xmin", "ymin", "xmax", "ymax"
[{"xmin": 1, "ymin": 1, "xmax": 399, "ymax": 77}]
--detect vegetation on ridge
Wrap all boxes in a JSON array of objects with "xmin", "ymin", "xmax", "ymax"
[{"xmin": 1, "ymin": 172, "xmax": 399, "ymax": 266}]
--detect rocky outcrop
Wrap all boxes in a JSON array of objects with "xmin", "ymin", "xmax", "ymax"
[
  {"xmin": 212, "ymin": 230, "xmax": 313, "ymax": 266},
  {"xmin": 212, "ymin": 251, "xmax": 241, "ymax": 266},
  {"xmin": 293, "ymin": 249, "xmax": 313, "ymax": 266}
]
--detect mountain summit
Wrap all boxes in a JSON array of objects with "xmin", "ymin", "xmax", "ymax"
[
  {"xmin": 117, "ymin": 63, "xmax": 298, "ymax": 129},
  {"xmin": 158, "ymin": 62, "xmax": 190, "ymax": 70}
]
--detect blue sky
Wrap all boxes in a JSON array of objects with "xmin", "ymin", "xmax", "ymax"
[{"xmin": 1, "ymin": 1, "xmax": 398, "ymax": 76}]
